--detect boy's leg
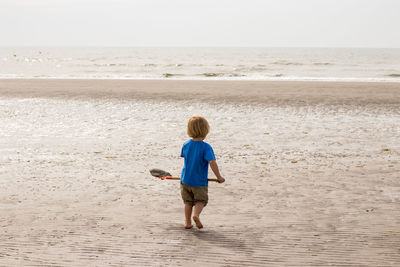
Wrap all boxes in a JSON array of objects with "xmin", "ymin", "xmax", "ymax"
[
  {"xmin": 193, "ymin": 202, "xmax": 204, "ymax": 229},
  {"xmin": 192, "ymin": 186, "xmax": 207, "ymax": 229},
  {"xmin": 181, "ymin": 183, "xmax": 194, "ymax": 229},
  {"xmin": 184, "ymin": 204, "xmax": 193, "ymax": 229}
]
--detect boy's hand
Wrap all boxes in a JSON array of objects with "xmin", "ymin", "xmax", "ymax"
[
  {"xmin": 210, "ymin": 160, "xmax": 225, "ymax": 183},
  {"xmin": 216, "ymin": 177, "xmax": 225, "ymax": 183}
]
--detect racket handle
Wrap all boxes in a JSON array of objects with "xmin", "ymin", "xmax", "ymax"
[{"xmin": 168, "ymin": 177, "xmax": 180, "ymax": 180}]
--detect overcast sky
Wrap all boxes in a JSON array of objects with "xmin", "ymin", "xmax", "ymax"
[{"xmin": 1, "ymin": 0, "xmax": 399, "ymax": 47}]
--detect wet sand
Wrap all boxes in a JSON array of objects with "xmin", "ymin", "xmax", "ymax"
[
  {"xmin": 1, "ymin": 79, "xmax": 400, "ymax": 106},
  {"xmin": 0, "ymin": 79, "xmax": 399, "ymax": 266}
]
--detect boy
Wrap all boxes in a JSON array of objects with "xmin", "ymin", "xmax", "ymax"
[{"xmin": 180, "ymin": 115, "xmax": 225, "ymax": 229}]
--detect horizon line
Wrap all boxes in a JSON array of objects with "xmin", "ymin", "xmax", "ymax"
[{"xmin": 1, "ymin": 45, "xmax": 399, "ymax": 49}]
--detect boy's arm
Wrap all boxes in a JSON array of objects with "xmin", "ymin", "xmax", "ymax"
[{"xmin": 209, "ymin": 160, "xmax": 225, "ymax": 183}]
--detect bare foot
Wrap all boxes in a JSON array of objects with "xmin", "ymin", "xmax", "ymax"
[
  {"xmin": 184, "ymin": 224, "xmax": 193, "ymax": 229},
  {"xmin": 193, "ymin": 215, "xmax": 203, "ymax": 229}
]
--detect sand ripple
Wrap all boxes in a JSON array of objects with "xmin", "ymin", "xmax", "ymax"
[{"xmin": 0, "ymin": 92, "xmax": 399, "ymax": 266}]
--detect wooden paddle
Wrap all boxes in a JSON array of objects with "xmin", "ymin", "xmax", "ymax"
[{"xmin": 150, "ymin": 168, "xmax": 218, "ymax": 182}]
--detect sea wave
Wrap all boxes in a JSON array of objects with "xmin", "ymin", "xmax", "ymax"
[
  {"xmin": 271, "ymin": 61, "xmax": 303, "ymax": 66},
  {"xmin": 313, "ymin": 62, "xmax": 334, "ymax": 66},
  {"xmin": 202, "ymin": 73, "xmax": 225, "ymax": 77},
  {"xmin": 78, "ymin": 57, "xmax": 108, "ymax": 62},
  {"xmin": 228, "ymin": 73, "xmax": 246, "ymax": 77},
  {"xmin": 162, "ymin": 73, "xmax": 185, "ymax": 78},
  {"xmin": 104, "ymin": 63, "xmax": 127, "ymax": 67},
  {"xmin": 76, "ymin": 63, "xmax": 128, "ymax": 67},
  {"xmin": 233, "ymin": 65, "xmax": 269, "ymax": 72},
  {"xmin": 166, "ymin": 64, "xmax": 184, "ymax": 67},
  {"xmin": 249, "ymin": 66, "xmax": 269, "ymax": 71},
  {"xmin": 1, "ymin": 74, "xmax": 400, "ymax": 82}
]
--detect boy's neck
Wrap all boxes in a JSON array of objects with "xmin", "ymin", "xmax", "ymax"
[{"xmin": 192, "ymin": 138, "xmax": 205, "ymax": 141}]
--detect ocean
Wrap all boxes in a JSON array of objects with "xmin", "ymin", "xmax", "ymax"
[{"xmin": 1, "ymin": 47, "xmax": 399, "ymax": 81}]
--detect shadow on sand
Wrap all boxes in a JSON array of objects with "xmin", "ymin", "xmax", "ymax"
[{"xmin": 190, "ymin": 228, "xmax": 254, "ymax": 255}]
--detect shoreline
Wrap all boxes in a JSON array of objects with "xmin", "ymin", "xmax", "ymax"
[
  {"xmin": 1, "ymin": 78, "xmax": 399, "ymax": 106},
  {"xmin": 1, "ymin": 77, "xmax": 400, "ymax": 83}
]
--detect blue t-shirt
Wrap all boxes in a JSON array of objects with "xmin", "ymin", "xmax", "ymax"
[{"xmin": 180, "ymin": 139, "xmax": 216, "ymax": 187}]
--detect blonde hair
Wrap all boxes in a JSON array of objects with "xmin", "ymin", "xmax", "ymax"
[{"xmin": 187, "ymin": 115, "xmax": 210, "ymax": 138}]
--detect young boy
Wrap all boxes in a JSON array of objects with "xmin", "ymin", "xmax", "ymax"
[{"xmin": 180, "ymin": 115, "xmax": 225, "ymax": 229}]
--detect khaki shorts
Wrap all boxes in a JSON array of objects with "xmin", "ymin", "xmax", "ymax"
[{"xmin": 180, "ymin": 182, "xmax": 208, "ymax": 207}]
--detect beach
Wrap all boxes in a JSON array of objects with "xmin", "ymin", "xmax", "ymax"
[{"xmin": 0, "ymin": 79, "xmax": 399, "ymax": 266}]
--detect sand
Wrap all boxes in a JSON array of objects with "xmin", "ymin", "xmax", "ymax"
[{"xmin": 0, "ymin": 79, "xmax": 399, "ymax": 266}]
